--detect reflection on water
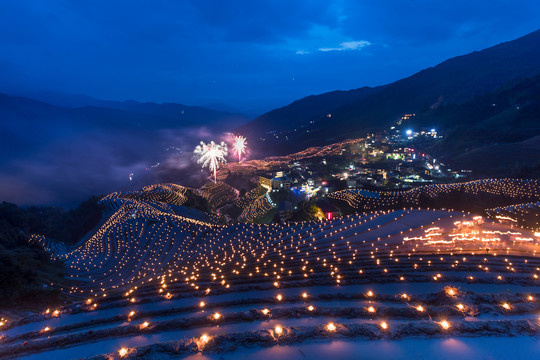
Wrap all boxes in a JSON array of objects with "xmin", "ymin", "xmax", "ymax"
[
  {"xmin": 184, "ymin": 337, "xmax": 540, "ymax": 360},
  {"xmin": 440, "ymin": 338, "xmax": 472, "ymax": 355}
]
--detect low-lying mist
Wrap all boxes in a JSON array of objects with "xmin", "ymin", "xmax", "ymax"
[{"xmin": 0, "ymin": 126, "xmax": 236, "ymax": 208}]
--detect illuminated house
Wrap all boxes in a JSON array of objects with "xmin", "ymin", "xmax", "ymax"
[
  {"xmin": 258, "ymin": 176, "xmax": 272, "ymax": 190},
  {"xmin": 272, "ymin": 174, "xmax": 291, "ymax": 190}
]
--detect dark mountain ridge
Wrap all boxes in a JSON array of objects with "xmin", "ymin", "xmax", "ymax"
[
  {"xmin": 0, "ymin": 93, "xmax": 249, "ymax": 158},
  {"xmin": 0, "ymin": 93, "xmax": 250, "ymax": 207},
  {"xmin": 241, "ymin": 29, "xmax": 540, "ymax": 154},
  {"xmin": 238, "ymin": 86, "xmax": 382, "ymax": 136}
]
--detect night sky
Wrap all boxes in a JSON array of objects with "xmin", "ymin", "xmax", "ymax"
[
  {"xmin": 1, "ymin": 0, "xmax": 540, "ymax": 113},
  {"xmin": 2, "ymin": 1, "xmax": 540, "ymax": 207}
]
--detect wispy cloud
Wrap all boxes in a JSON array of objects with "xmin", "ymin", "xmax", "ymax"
[
  {"xmin": 295, "ymin": 39, "xmax": 372, "ymax": 55},
  {"xmin": 319, "ymin": 40, "xmax": 371, "ymax": 52}
]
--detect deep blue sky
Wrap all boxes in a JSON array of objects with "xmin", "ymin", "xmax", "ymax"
[{"xmin": 1, "ymin": 0, "xmax": 539, "ymax": 113}]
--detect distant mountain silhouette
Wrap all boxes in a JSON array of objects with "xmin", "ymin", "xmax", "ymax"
[
  {"xmin": 9, "ymin": 91, "xmax": 112, "ymax": 108},
  {"xmin": 0, "ymin": 93, "xmax": 250, "ymax": 154},
  {"xmin": 423, "ymin": 72, "xmax": 540, "ymax": 175},
  {"xmin": 0, "ymin": 93, "xmax": 249, "ymax": 206},
  {"xmin": 238, "ymin": 86, "xmax": 381, "ymax": 145},
  {"xmin": 0, "ymin": 92, "xmax": 249, "ymax": 128},
  {"xmin": 240, "ymin": 29, "xmax": 540, "ymax": 155},
  {"xmin": 15, "ymin": 91, "xmax": 258, "ymax": 119}
]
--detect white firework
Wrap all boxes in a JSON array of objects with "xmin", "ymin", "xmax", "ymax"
[
  {"xmin": 232, "ymin": 135, "xmax": 247, "ymax": 162},
  {"xmin": 194, "ymin": 141, "xmax": 228, "ymax": 182}
]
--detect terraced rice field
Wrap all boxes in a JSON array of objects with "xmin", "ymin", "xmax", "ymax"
[
  {"xmin": 3, "ymin": 183, "xmax": 540, "ymax": 359},
  {"xmin": 329, "ymin": 178, "xmax": 540, "ymax": 211}
]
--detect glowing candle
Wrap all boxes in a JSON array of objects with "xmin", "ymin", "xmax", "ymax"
[
  {"xmin": 445, "ymin": 287, "xmax": 457, "ymax": 296},
  {"xmin": 439, "ymin": 320, "xmax": 451, "ymax": 329}
]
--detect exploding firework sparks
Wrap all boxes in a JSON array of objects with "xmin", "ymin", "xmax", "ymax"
[
  {"xmin": 194, "ymin": 141, "xmax": 228, "ymax": 183},
  {"xmin": 232, "ymin": 135, "xmax": 247, "ymax": 162}
]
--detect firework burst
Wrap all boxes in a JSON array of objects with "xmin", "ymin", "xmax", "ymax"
[
  {"xmin": 193, "ymin": 141, "xmax": 228, "ymax": 182},
  {"xmin": 232, "ymin": 135, "xmax": 247, "ymax": 162}
]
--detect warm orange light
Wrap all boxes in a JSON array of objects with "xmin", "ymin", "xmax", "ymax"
[
  {"xmin": 262, "ymin": 308, "xmax": 270, "ymax": 315},
  {"xmin": 367, "ymin": 290, "xmax": 374, "ymax": 297},
  {"xmin": 380, "ymin": 321, "xmax": 388, "ymax": 330},
  {"xmin": 118, "ymin": 348, "xmax": 128, "ymax": 357},
  {"xmin": 416, "ymin": 305, "xmax": 425, "ymax": 312},
  {"xmin": 502, "ymin": 303, "xmax": 511, "ymax": 310},
  {"xmin": 213, "ymin": 312, "xmax": 221, "ymax": 320},
  {"xmin": 456, "ymin": 304, "xmax": 464, "ymax": 310},
  {"xmin": 367, "ymin": 306, "xmax": 376, "ymax": 313},
  {"xmin": 200, "ymin": 334, "xmax": 210, "ymax": 344},
  {"xmin": 439, "ymin": 320, "xmax": 451, "ymax": 330},
  {"xmin": 140, "ymin": 321, "xmax": 149, "ymax": 329},
  {"xmin": 307, "ymin": 305, "xmax": 314, "ymax": 311},
  {"xmin": 276, "ymin": 294, "xmax": 283, "ymax": 301},
  {"xmin": 326, "ymin": 323, "xmax": 336, "ymax": 331},
  {"xmin": 445, "ymin": 287, "xmax": 457, "ymax": 296},
  {"xmin": 302, "ymin": 292, "xmax": 308, "ymax": 298},
  {"xmin": 200, "ymin": 301, "xmax": 206, "ymax": 308},
  {"xmin": 275, "ymin": 325, "xmax": 283, "ymax": 335}
]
